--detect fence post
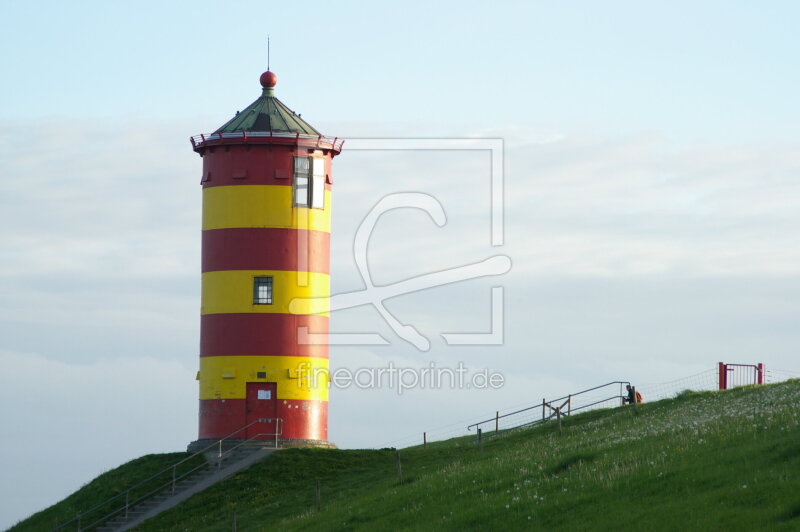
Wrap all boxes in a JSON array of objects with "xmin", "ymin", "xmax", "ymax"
[
  {"xmin": 315, "ymin": 479, "xmax": 321, "ymax": 512},
  {"xmin": 542, "ymin": 398, "xmax": 545, "ymax": 421},
  {"xmin": 232, "ymin": 510, "xmax": 237, "ymax": 532},
  {"xmin": 568, "ymin": 394, "xmax": 572, "ymax": 416},
  {"xmin": 396, "ymin": 451, "xmax": 402, "ymax": 481},
  {"xmin": 76, "ymin": 514, "xmax": 81, "ymax": 532},
  {"xmin": 172, "ymin": 465, "xmax": 177, "ymax": 494},
  {"xmin": 557, "ymin": 407, "xmax": 562, "ymax": 433},
  {"xmin": 718, "ymin": 362, "xmax": 727, "ymax": 390},
  {"xmin": 125, "ymin": 491, "xmax": 129, "ymax": 519},
  {"xmin": 423, "ymin": 432, "xmax": 427, "ymax": 448},
  {"xmin": 495, "ymin": 411, "xmax": 499, "ymax": 432},
  {"xmin": 757, "ymin": 363, "xmax": 765, "ymax": 385},
  {"xmin": 478, "ymin": 428, "xmax": 483, "ymax": 451}
]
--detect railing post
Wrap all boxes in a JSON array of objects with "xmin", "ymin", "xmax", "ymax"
[
  {"xmin": 76, "ymin": 514, "xmax": 81, "ymax": 532},
  {"xmin": 423, "ymin": 432, "xmax": 427, "ymax": 448},
  {"xmin": 542, "ymin": 398, "xmax": 545, "ymax": 421},
  {"xmin": 477, "ymin": 428, "xmax": 483, "ymax": 451},
  {"xmin": 557, "ymin": 407, "xmax": 562, "ymax": 433},
  {"xmin": 568, "ymin": 394, "xmax": 572, "ymax": 416},
  {"xmin": 396, "ymin": 451, "xmax": 402, "ymax": 481},
  {"xmin": 495, "ymin": 411, "xmax": 499, "ymax": 432},
  {"xmin": 125, "ymin": 491, "xmax": 130, "ymax": 519},
  {"xmin": 172, "ymin": 465, "xmax": 176, "ymax": 494}
]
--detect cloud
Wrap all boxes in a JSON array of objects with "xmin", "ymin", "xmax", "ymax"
[
  {"xmin": 504, "ymin": 134, "xmax": 800, "ymax": 276},
  {"xmin": 2, "ymin": 119, "xmax": 800, "ymax": 527},
  {"xmin": 0, "ymin": 349, "xmax": 196, "ymax": 530}
]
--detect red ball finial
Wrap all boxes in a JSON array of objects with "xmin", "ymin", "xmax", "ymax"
[{"xmin": 260, "ymin": 71, "xmax": 277, "ymax": 88}]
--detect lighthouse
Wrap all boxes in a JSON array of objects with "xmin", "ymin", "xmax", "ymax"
[{"xmin": 190, "ymin": 69, "xmax": 341, "ymax": 448}]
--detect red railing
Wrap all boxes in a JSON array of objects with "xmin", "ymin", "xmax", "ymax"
[{"xmin": 718, "ymin": 362, "xmax": 764, "ymax": 390}]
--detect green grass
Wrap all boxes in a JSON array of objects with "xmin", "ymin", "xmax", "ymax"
[
  {"xmin": 14, "ymin": 380, "xmax": 800, "ymax": 531},
  {"xmin": 9, "ymin": 452, "xmax": 203, "ymax": 532}
]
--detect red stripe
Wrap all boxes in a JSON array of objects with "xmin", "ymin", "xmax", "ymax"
[
  {"xmin": 201, "ymin": 144, "xmax": 332, "ymax": 190},
  {"xmin": 202, "ymin": 228, "xmax": 330, "ymax": 273},
  {"xmin": 199, "ymin": 398, "xmax": 328, "ymax": 441},
  {"xmin": 200, "ymin": 313, "xmax": 329, "ymax": 358}
]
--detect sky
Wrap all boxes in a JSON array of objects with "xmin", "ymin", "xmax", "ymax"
[{"xmin": 2, "ymin": 0, "xmax": 800, "ymax": 528}]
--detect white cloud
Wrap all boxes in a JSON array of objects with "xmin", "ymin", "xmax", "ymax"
[
  {"xmin": 0, "ymin": 350, "xmax": 196, "ymax": 530},
  {"xmin": 2, "ymin": 120, "xmax": 800, "ymax": 527}
]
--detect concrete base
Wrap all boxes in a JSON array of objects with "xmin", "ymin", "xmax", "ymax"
[{"xmin": 187, "ymin": 438, "xmax": 337, "ymax": 453}]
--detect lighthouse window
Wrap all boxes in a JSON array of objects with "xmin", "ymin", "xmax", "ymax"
[
  {"xmin": 294, "ymin": 175, "xmax": 309, "ymax": 207},
  {"xmin": 253, "ymin": 276, "xmax": 273, "ymax": 305},
  {"xmin": 311, "ymin": 158, "xmax": 325, "ymax": 209},
  {"xmin": 294, "ymin": 156, "xmax": 310, "ymax": 175},
  {"xmin": 293, "ymin": 156, "xmax": 325, "ymax": 209}
]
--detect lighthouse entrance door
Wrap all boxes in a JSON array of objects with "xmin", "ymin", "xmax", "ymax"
[{"xmin": 245, "ymin": 382, "xmax": 278, "ymax": 439}]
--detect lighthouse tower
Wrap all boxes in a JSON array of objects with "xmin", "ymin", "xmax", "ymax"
[{"xmin": 190, "ymin": 70, "xmax": 341, "ymax": 448}]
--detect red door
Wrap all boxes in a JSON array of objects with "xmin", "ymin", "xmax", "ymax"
[{"xmin": 245, "ymin": 382, "xmax": 278, "ymax": 439}]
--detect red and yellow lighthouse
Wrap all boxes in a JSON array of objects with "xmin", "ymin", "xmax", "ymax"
[{"xmin": 190, "ymin": 69, "xmax": 341, "ymax": 447}]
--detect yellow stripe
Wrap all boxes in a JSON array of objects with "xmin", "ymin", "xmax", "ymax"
[
  {"xmin": 201, "ymin": 270, "xmax": 329, "ymax": 315},
  {"xmin": 203, "ymin": 185, "xmax": 331, "ymax": 232},
  {"xmin": 199, "ymin": 355, "xmax": 329, "ymax": 401}
]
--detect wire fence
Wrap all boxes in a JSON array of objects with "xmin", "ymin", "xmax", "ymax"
[
  {"xmin": 231, "ymin": 365, "xmax": 799, "ymax": 531},
  {"xmin": 765, "ymin": 368, "xmax": 800, "ymax": 383},
  {"xmin": 382, "ymin": 382, "xmax": 629, "ymax": 449},
  {"xmin": 636, "ymin": 368, "xmax": 720, "ymax": 401},
  {"xmin": 382, "ymin": 364, "xmax": 799, "ymax": 450}
]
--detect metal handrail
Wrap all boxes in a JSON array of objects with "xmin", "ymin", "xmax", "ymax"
[
  {"xmin": 217, "ymin": 419, "xmax": 284, "ymax": 464},
  {"xmin": 467, "ymin": 381, "xmax": 630, "ymax": 431},
  {"xmin": 482, "ymin": 395, "xmax": 624, "ymax": 436},
  {"xmin": 50, "ymin": 418, "xmax": 281, "ymax": 531}
]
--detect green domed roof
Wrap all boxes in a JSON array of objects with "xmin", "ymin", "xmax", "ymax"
[{"xmin": 214, "ymin": 83, "xmax": 320, "ymax": 136}]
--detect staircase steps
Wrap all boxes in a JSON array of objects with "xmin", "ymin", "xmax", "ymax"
[{"xmin": 94, "ymin": 445, "xmax": 276, "ymax": 532}]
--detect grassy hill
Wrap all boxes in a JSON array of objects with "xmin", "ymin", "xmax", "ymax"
[
  {"xmin": 12, "ymin": 380, "xmax": 800, "ymax": 531},
  {"xmin": 8, "ymin": 452, "xmax": 203, "ymax": 532}
]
